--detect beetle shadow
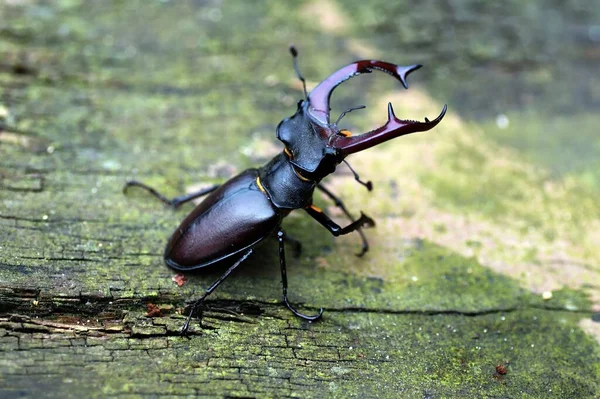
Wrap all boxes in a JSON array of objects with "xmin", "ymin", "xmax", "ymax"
[
  {"xmin": 172, "ymin": 238, "xmax": 282, "ymax": 281},
  {"xmin": 171, "ymin": 224, "xmax": 335, "ymax": 315}
]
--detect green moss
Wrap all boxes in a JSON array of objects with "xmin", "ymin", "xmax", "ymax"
[{"xmin": 416, "ymin": 125, "xmax": 599, "ymax": 259}]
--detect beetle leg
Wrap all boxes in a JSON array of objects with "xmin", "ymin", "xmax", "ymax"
[
  {"xmin": 123, "ymin": 180, "xmax": 219, "ymax": 208},
  {"xmin": 180, "ymin": 249, "xmax": 253, "ymax": 335},
  {"xmin": 272, "ymin": 231, "xmax": 302, "ymax": 257},
  {"xmin": 278, "ymin": 229, "xmax": 324, "ymax": 321},
  {"xmin": 305, "ymin": 204, "xmax": 375, "ymax": 237},
  {"xmin": 316, "ymin": 184, "xmax": 370, "ymax": 257}
]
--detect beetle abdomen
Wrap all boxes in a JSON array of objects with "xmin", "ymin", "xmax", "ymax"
[{"xmin": 165, "ymin": 169, "xmax": 281, "ymax": 270}]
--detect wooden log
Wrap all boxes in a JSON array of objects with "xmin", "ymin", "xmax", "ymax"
[{"xmin": 1, "ymin": 1, "xmax": 598, "ymax": 397}]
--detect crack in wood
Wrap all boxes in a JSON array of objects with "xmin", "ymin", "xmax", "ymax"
[{"xmin": 1, "ymin": 298, "xmax": 593, "ymax": 341}]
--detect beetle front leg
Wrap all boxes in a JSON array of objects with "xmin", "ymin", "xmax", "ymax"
[
  {"xmin": 278, "ymin": 229, "xmax": 323, "ymax": 321},
  {"xmin": 123, "ymin": 180, "xmax": 219, "ymax": 208},
  {"xmin": 305, "ymin": 204, "xmax": 375, "ymax": 236},
  {"xmin": 317, "ymin": 184, "xmax": 370, "ymax": 256}
]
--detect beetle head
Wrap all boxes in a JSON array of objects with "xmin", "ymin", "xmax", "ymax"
[
  {"xmin": 276, "ymin": 100, "xmax": 342, "ymax": 180},
  {"xmin": 277, "ymin": 58, "xmax": 447, "ymax": 181}
]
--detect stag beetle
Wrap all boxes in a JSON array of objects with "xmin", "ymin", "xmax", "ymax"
[{"xmin": 124, "ymin": 47, "xmax": 446, "ymax": 334}]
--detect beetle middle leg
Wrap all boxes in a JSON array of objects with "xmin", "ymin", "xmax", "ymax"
[
  {"xmin": 317, "ymin": 184, "xmax": 370, "ymax": 257},
  {"xmin": 180, "ymin": 249, "xmax": 253, "ymax": 335},
  {"xmin": 277, "ymin": 229, "xmax": 323, "ymax": 321},
  {"xmin": 123, "ymin": 180, "xmax": 219, "ymax": 208}
]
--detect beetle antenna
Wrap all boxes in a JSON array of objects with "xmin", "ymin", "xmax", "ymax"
[
  {"xmin": 335, "ymin": 105, "xmax": 366, "ymax": 126},
  {"xmin": 289, "ymin": 45, "xmax": 307, "ymax": 100},
  {"xmin": 343, "ymin": 159, "xmax": 373, "ymax": 191}
]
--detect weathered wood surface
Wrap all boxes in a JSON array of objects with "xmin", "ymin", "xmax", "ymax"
[{"xmin": 1, "ymin": 1, "xmax": 599, "ymax": 397}]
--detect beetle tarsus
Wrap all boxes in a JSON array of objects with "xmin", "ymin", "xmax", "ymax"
[
  {"xmin": 284, "ymin": 297, "xmax": 324, "ymax": 321},
  {"xmin": 356, "ymin": 242, "xmax": 369, "ymax": 258},
  {"xmin": 180, "ymin": 313, "xmax": 195, "ymax": 336},
  {"xmin": 356, "ymin": 212, "xmax": 376, "ymax": 229},
  {"xmin": 317, "ymin": 184, "xmax": 371, "ymax": 256},
  {"xmin": 305, "ymin": 206, "xmax": 375, "ymax": 237}
]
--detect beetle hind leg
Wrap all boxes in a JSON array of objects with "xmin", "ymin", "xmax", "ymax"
[
  {"xmin": 180, "ymin": 249, "xmax": 253, "ymax": 335},
  {"xmin": 278, "ymin": 229, "xmax": 324, "ymax": 321},
  {"xmin": 123, "ymin": 180, "xmax": 219, "ymax": 208}
]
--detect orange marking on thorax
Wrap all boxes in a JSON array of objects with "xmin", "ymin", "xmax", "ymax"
[
  {"xmin": 255, "ymin": 176, "xmax": 266, "ymax": 194},
  {"xmin": 309, "ymin": 204, "xmax": 322, "ymax": 213}
]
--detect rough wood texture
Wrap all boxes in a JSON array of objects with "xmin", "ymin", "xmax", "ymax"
[{"xmin": 1, "ymin": 1, "xmax": 599, "ymax": 397}]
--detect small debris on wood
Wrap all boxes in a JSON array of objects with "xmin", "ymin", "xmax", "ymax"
[
  {"xmin": 172, "ymin": 273, "xmax": 188, "ymax": 287},
  {"xmin": 146, "ymin": 303, "xmax": 162, "ymax": 317}
]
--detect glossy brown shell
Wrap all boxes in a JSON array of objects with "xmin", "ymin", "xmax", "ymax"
[{"xmin": 164, "ymin": 169, "xmax": 282, "ymax": 270}]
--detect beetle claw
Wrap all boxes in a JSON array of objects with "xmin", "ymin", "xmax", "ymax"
[
  {"xmin": 358, "ymin": 212, "xmax": 376, "ymax": 229},
  {"xmin": 355, "ymin": 243, "xmax": 369, "ymax": 257},
  {"xmin": 284, "ymin": 297, "xmax": 324, "ymax": 321}
]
